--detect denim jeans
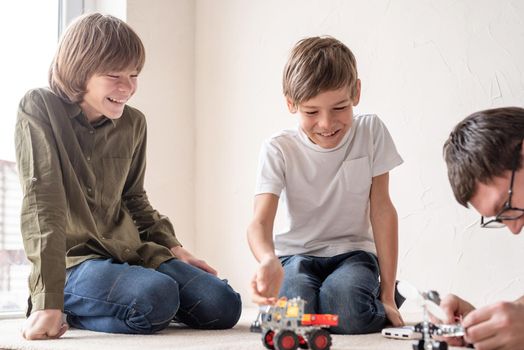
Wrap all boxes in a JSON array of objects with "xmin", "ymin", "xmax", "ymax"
[
  {"xmin": 279, "ymin": 250, "xmax": 404, "ymax": 334},
  {"xmin": 63, "ymin": 258, "xmax": 242, "ymax": 334}
]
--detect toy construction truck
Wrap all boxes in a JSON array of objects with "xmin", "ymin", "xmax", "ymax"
[{"xmin": 250, "ymin": 297, "xmax": 338, "ymax": 350}]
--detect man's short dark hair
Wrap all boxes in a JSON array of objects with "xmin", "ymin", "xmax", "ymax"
[{"xmin": 443, "ymin": 107, "xmax": 524, "ymax": 207}]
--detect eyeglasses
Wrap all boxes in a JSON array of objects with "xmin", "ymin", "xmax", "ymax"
[{"xmin": 480, "ymin": 142, "xmax": 524, "ymax": 228}]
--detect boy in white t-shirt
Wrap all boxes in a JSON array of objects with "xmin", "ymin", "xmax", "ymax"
[{"xmin": 247, "ymin": 36, "xmax": 405, "ymax": 334}]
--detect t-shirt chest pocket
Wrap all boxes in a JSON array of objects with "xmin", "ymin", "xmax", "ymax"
[{"xmin": 340, "ymin": 156, "xmax": 372, "ymax": 194}]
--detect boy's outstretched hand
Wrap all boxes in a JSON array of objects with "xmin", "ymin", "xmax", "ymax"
[
  {"xmin": 170, "ymin": 246, "xmax": 218, "ymax": 275},
  {"xmin": 22, "ymin": 309, "xmax": 68, "ymax": 340},
  {"xmin": 250, "ymin": 256, "xmax": 284, "ymax": 305}
]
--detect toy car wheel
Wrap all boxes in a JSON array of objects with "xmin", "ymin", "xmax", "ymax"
[
  {"xmin": 263, "ymin": 330, "xmax": 275, "ymax": 349},
  {"xmin": 274, "ymin": 330, "xmax": 299, "ymax": 350},
  {"xmin": 307, "ymin": 329, "xmax": 332, "ymax": 350}
]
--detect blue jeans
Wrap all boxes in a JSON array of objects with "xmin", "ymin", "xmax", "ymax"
[
  {"xmin": 63, "ymin": 258, "xmax": 242, "ymax": 334},
  {"xmin": 279, "ymin": 250, "xmax": 404, "ymax": 334}
]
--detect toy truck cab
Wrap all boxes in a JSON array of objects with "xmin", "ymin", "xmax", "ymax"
[{"xmin": 250, "ymin": 297, "xmax": 338, "ymax": 350}]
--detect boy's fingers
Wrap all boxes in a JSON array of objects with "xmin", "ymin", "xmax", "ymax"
[
  {"xmin": 255, "ymin": 273, "xmax": 268, "ymax": 293},
  {"xmin": 56, "ymin": 323, "xmax": 69, "ymax": 338},
  {"xmin": 195, "ymin": 260, "xmax": 217, "ymax": 275},
  {"xmin": 252, "ymin": 294, "xmax": 269, "ymax": 305},
  {"xmin": 391, "ymin": 314, "xmax": 404, "ymax": 327}
]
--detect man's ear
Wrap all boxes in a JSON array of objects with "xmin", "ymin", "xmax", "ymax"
[
  {"xmin": 352, "ymin": 79, "xmax": 361, "ymax": 106},
  {"xmin": 286, "ymin": 97, "xmax": 297, "ymax": 113}
]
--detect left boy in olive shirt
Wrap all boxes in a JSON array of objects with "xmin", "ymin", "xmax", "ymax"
[{"xmin": 16, "ymin": 13, "xmax": 241, "ymax": 340}]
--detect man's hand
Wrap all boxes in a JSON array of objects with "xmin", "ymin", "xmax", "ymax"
[
  {"xmin": 461, "ymin": 300, "xmax": 524, "ymax": 350},
  {"xmin": 22, "ymin": 309, "xmax": 68, "ymax": 340},
  {"xmin": 437, "ymin": 294, "xmax": 476, "ymax": 346},
  {"xmin": 170, "ymin": 246, "xmax": 217, "ymax": 275},
  {"xmin": 250, "ymin": 256, "xmax": 284, "ymax": 305},
  {"xmin": 440, "ymin": 293, "xmax": 476, "ymax": 323}
]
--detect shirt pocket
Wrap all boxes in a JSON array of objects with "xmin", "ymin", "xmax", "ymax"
[{"xmin": 341, "ymin": 156, "xmax": 372, "ymax": 194}]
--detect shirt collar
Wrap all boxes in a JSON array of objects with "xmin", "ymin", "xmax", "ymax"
[
  {"xmin": 297, "ymin": 123, "xmax": 353, "ymax": 153},
  {"xmin": 64, "ymin": 101, "xmax": 119, "ymax": 128}
]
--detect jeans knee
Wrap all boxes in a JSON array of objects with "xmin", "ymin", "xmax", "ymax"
[
  {"xmin": 320, "ymin": 287, "xmax": 385, "ymax": 334},
  {"xmin": 209, "ymin": 283, "xmax": 242, "ymax": 329},
  {"xmin": 128, "ymin": 274, "xmax": 180, "ymax": 332}
]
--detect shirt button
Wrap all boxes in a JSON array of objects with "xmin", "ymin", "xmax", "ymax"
[
  {"xmin": 89, "ymin": 130, "xmax": 94, "ymax": 134},
  {"xmin": 31, "ymin": 177, "xmax": 37, "ymax": 182},
  {"xmin": 87, "ymin": 187, "xmax": 92, "ymax": 193},
  {"xmin": 87, "ymin": 156, "xmax": 91, "ymax": 161}
]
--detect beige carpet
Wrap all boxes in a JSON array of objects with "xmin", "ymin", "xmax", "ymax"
[{"xmin": 0, "ymin": 308, "xmax": 466, "ymax": 350}]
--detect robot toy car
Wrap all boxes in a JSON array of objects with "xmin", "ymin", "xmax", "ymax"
[{"xmin": 250, "ymin": 297, "xmax": 338, "ymax": 350}]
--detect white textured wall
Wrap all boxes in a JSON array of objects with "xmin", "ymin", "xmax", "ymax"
[
  {"xmin": 127, "ymin": 0, "xmax": 196, "ymax": 251},
  {"xmin": 127, "ymin": 0, "xmax": 524, "ymax": 309},
  {"xmin": 194, "ymin": 0, "xmax": 524, "ymax": 307}
]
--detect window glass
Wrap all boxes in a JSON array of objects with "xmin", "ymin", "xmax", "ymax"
[{"xmin": 0, "ymin": 0, "xmax": 59, "ymax": 314}]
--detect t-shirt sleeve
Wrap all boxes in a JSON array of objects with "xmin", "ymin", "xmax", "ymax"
[
  {"xmin": 371, "ymin": 116, "xmax": 403, "ymax": 177},
  {"xmin": 254, "ymin": 139, "xmax": 285, "ymax": 196}
]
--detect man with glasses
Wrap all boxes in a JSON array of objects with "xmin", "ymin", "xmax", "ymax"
[{"xmin": 441, "ymin": 107, "xmax": 524, "ymax": 350}]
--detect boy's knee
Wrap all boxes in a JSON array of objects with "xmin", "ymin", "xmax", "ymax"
[
  {"xmin": 213, "ymin": 285, "xmax": 242, "ymax": 329},
  {"xmin": 320, "ymin": 286, "xmax": 385, "ymax": 334},
  {"xmin": 128, "ymin": 274, "xmax": 180, "ymax": 332}
]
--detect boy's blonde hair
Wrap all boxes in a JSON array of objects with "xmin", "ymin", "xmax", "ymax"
[
  {"xmin": 49, "ymin": 13, "xmax": 145, "ymax": 103},
  {"xmin": 283, "ymin": 36, "xmax": 358, "ymax": 107}
]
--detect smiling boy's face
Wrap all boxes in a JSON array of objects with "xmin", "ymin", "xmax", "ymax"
[
  {"xmin": 80, "ymin": 68, "xmax": 138, "ymax": 123},
  {"xmin": 288, "ymin": 83, "xmax": 360, "ymax": 149}
]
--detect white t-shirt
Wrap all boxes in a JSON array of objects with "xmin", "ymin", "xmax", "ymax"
[{"xmin": 255, "ymin": 114, "xmax": 403, "ymax": 257}]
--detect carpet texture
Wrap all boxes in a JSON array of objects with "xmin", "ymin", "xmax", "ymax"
[{"xmin": 0, "ymin": 308, "xmax": 466, "ymax": 350}]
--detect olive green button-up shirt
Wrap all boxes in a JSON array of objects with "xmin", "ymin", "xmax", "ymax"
[{"xmin": 15, "ymin": 88, "xmax": 181, "ymax": 313}]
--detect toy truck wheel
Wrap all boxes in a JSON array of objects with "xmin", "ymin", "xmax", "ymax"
[
  {"xmin": 307, "ymin": 329, "xmax": 332, "ymax": 350},
  {"xmin": 274, "ymin": 330, "xmax": 299, "ymax": 350},
  {"xmin": 262, "ymin": 330, "xmax": 275, "ymax": 349}
]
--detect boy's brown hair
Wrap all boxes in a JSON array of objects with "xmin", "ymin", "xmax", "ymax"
[
  {"xmin": 443, "ymin": 107, "xmax": 524, "ymax": 207},
  {"xmin": 49, "ymin": 13, "xmax": 145, "ymax": 103},
  {"xmin": 283, "ymin": 36, "xmax": 358, "ymax": 107}
]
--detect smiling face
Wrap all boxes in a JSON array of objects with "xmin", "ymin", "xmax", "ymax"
[
  {"xmin": 288, "ymin": 84, "xmax": 360, "ymax": 149},
  {"xmin": 80, "ymin": 68, "xmax": 138, "ymax": 123},
  {"xmin": 469, "ymin": 166, "xmax": 524, "ymax": 235}
]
